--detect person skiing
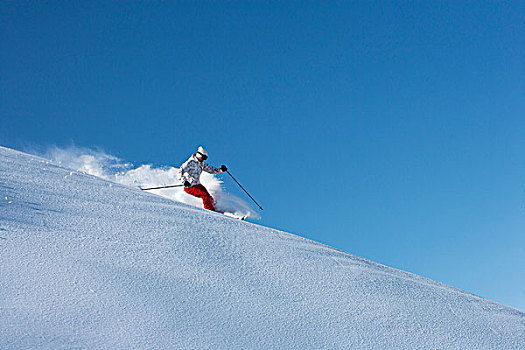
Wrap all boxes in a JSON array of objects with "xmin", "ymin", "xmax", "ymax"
[{"xmin": 177, "ymin": 146, "xmax": 227, "ymax": 212}]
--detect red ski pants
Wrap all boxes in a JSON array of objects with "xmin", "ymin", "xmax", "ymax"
[{"xmin": 184, "ymin": 184, "xmax": 216, "ymax": 211}]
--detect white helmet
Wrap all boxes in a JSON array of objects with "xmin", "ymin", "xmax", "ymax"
[{"xmin": 197, "ymin": 146, "xmax": 208, "ymax": 158}]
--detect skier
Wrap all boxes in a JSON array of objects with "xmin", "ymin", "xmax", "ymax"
[{"xmin": 177, "ymin": 146, "xmax": 227, "ymax": 212}]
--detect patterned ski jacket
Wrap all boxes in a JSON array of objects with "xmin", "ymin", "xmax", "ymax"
[{"xmin": 177, "ymin": 154, "xmax": 222, "ymax": 187}]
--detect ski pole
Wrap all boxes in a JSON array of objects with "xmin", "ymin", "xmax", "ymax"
[
  {"xmin": 226, "ymin": 170, "xmax": 263, "ymax": 210},
  {"xmin": 141, "ymin": 184, "xmax": 184, "ymax": 191}
]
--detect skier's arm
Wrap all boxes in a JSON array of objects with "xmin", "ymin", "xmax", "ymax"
[
  {"xmin": 203, "ymin": 162, "xmax": 222, "ymax": 174},
  {"xmin": 178, "ymin": 161, "xmax": 198, "ymax": 184}
]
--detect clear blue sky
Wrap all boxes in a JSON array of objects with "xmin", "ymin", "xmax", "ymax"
[{"xmin": 1, "ymin": 1, "xmax": 524, "ymax": 310}]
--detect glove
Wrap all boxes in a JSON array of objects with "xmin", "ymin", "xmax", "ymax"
[
  {"xmin": 184, "ymin": 181, "xmax": 191, "ymax": 188},
  {"xmin": 221, "ymin": 165, "xmax": 228, "ymax": 172}
]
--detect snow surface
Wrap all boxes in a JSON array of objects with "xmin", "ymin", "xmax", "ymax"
[{"xmin": 1, "ymin": 146, "xmax": 524, "ymax": 349}]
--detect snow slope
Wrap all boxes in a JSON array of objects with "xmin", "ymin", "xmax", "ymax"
[{"xmin": 1, "ymin": 146, "xmax": 524, "ymax": 350}]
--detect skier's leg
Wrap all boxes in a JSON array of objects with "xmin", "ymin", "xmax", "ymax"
[{"xmin": 184, "ymin": 184, "xmax": 216, "ymax": 211}]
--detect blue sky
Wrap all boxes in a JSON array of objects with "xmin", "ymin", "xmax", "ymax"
[{"xmin": 1, "ymin": 1, "xmax": 524, "ymax": 310}]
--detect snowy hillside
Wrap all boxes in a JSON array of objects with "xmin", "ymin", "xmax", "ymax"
[{"xmin": 1, "ymin": 146, "xmax": 524, "ymax": 350}]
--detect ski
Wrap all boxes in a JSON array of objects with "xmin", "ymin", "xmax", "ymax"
[{"xmin": 222, "ymin": 212, "xmax": 248, "ymax": 221}]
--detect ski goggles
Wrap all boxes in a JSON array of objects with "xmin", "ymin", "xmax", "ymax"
[{"xmin": 197, "ymin": 152, "xmax": 208, "ymax": 160}]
